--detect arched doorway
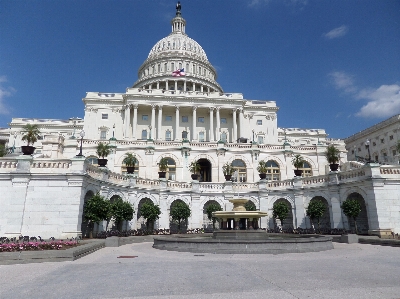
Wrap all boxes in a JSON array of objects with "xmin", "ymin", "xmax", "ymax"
[
  {"xmin": 203, "ymin": 200, "xmax": 222, "ymax": 230},
  {"xmin": 81, "ymin": 190, "xmax": 94, "ymax": 238},
  {"xmin": 137, "ymin": 197, "xmax": 156, "ymax": 230},
  {"xmin": 169, "ymin": 199, "xmax": 189, "ymax": 233},
  {"xmin": 345, "ymin": 192, "xmax": 369, "ymax": 234},
  {"xmin": 198, "ymin": 158, "xmax": 211, "ymax": 182},
  {"xmin": 273, "ymin": 198, "xmax": 294, "ymax": 230},
  {"xmin": 308, "ymin": 196, "xmax": 331, "ymax": 230},
  {"xmin": 108, "ymin": 195, "xmax": 122, "ymax": 231}
]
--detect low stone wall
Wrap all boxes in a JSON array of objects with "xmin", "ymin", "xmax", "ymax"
[{"xmin": 0, "ymin": 240, "xmax": 105, "ymax": 265}]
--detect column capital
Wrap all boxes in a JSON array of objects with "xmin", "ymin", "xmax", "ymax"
[
  {"xmin": 133, "ymin": 104, "xmax": 138, "ymax": 109},
  {"xmin": 192, "ymin": 106, "xmax": 197, "ymax": 111},
  {"xmin": 151, "ymin": 104, "xmax": 156, "ymax": 109},
  {"xmin": 175, "ymin": 105, "xmax": 180, "ymax": 111},
  {"xmin": 158, "ymin": 105, "xmax": 163, "ymax": 110},
  {"xmin": 215, "ymin": 107, "xmax": 221, "ymax": 111},
  {"xmin": 209, "ymin": 107, "xmax": 215, "ymax": 112}
]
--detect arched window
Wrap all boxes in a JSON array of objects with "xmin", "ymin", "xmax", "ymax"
[
  {"xmin": 265, "ymin": 160, "xmax": 280, "ymax": 181},
  {"xmin": 299, "ymin": 161, "xmax": 312, "ymax": 177},
  {"xmin": 86, "ymin": 156, "xmax": 98, "ymax": 166},
  {"xmin": 165, "ymin": 130, "xmax": 171, "ymax": 141},
  {"xmin": 182, "ymin": 131, "xmax": 188, "ymax": 139},
  {"xmin": 221, "ymin": 132, "xmax": 227, "ymax": 142},
  {"xmin": 166, "ymin": 158, "xmax": 176, "ymax": 180},
  {"xmin": 232, "ymin": 159, "xmax": 247, "ymax": 182},
  {"xmin": 141, "ymin": 130, "xmax": 147, "ymax": 140}
]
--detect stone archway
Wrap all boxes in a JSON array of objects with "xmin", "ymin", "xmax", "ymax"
[
  {"xmin": 273, "ymin": 198, "xmax": 294, "ymax": 230},
  {"xmin": 137, "ymin": 197, "xmax": 158, "ymax": 230},
  {"xmin": 81, "ymin": 190, "xmax": 94, "ymax": 238},
  {"xmin": 169, "ymin": 199, "xmax": 189, "ymax": 233},
  {"xmin": 202, "ymin": 200, "xmax": 222, "ymax": 230},
  {"xmin": 198, "ymin": 158, "xmax": 212, "ymax": 182},
  {"xmin": 308, "ymin": 196, "xmax": 331, "ymax": 230},
  {"xmin": 346, "ymin": 192, "xmax": 369, "ymax": 234}
]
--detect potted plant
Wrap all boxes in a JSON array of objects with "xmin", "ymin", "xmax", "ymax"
[
  {"xmin": 257, "ymin": 160, "xmax": 267, "ymax": 179},
  {"xmin": 325, "ymin": 145, "xmax": 340, "ymax": 171},
  {"xmin": 96, "ymin": 142, "xmax": 111, "ymax": 167},
  {"xmin": 189, "ymin": 160, "xmax": 201, "ymax": 180},
  {"xmin": 222, "ymin": 162, "xmax": 234, "ymax": 181},
  {"xmin": 158, "ymin": 157, "xmax": 169, "ymax": 178},
  {"xmin": 21, "ymin": 124, "xmax": 41, "ymax": 155},
  {"xmin": 292, "ymin": 154, "xmax": 305, "ymax": 177},
  {"xmin": 122, "ymin": 153, "xmax": 138, "ymax": 174}
]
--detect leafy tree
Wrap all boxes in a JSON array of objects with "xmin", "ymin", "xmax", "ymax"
[
  {"xmin": 170, "ymin": 201, "xmax": 191, "ymax": 232},
  {"xmin": 109, "ymin": 197, "xmax": 135, "ymax": 231},
  {"xmin": 292, "ymin": 154, "xmax": 305, "ymax": 170},
  {"xmin": 245, "ymin": 201, "xmax": 257, "ymax": 211},
  {"xmin": 21, "ymin": 124, "xmax": 41, "ymax": 146},
  {"xmin": 341, "ymin": 198, "xmax": 362, "ymax": 234},
  {"xmin": 140, "ymin": 200, "xmax": 161, "ymax": 230},
  {"xmin": 0, "ymin": 144, "xmax": 6, "ymax": 157},
  {"xmin": 306, "ymin": 200, "xmax": 326, "ymax": 230},
  {"xmin": 273, "ymin": 201, "xmax": 289, "ymax": 231},
  {"xmin": 206, "ymin": 203, "xmax": 222, "ymax": 229},
  {"xmin": 83, "ymin": 193, "xmax": 109, "ymax": 238},
  {"xmin": 324, "ymin": 145, "xmax": 340, "ymax": 164}
]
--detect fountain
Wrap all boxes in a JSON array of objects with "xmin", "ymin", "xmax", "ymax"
[{"xmin": 153, "ymin": 198, "xmax": 333, "ymax": 254}]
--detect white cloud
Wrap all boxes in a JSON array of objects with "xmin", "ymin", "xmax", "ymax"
[
  {"xmin": 324, "ymin": 25, "xmax": 348, "ymax": 39},
  {"xmin": 328, "ymin": 71, "xmax": 357, "ymax": 93},
  {"xmin": 0, "ymin": 76, "xmax": 15, "ymax": 115},
  {"xmin": 355, "ymin": 84, "xmax": 400, "ymax": 118},
  {"xmin": 248, "ymin": 0, "xmax": 270, "ymax": 7}
]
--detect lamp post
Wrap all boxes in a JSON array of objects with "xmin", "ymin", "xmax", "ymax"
[
  {"xmin": 112, "ymin": 124, "xmax": 115, "ymax": 139},
  {"xmin": 252, "ymin": 129, "xmax": 254, "ymax": 142},
  {"xmin": 77, "ymin": 130, "xmax": 85, "ymax": 157},
  {"xmin": 149, "ymin": 125, "xmax": 152, "ymax": 140},
  {"xmin": 365, "ymin": 139, "xmax": 371, "ymax": 163}
]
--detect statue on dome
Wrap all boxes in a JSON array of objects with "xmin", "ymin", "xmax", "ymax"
[{"xmin": 176, "ymin": 2, "xmax": 181, "ymax": 13}]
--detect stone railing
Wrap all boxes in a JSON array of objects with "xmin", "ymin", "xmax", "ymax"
[
  {"xmin": 338, "ymin": 168, "xmax": 367, "ymax": 182},
  {"xmin": 301, "ymin": 175, "xmax": 329, "ymax": 186},
  {"xmin": 31, "ymin": 159, "xmax": 71, "ymax": 169},
  {"xmin": 380, "ymin": 165, "xmax": 400, "ymax": 175},
  {"xmin": 0, "ymin": 159, "xmax": 17, "ymax": 170},
  {"xmin": 267, "ymin": 179, "xmax": 294, "ymax": 189},
  {"xmin": 86, "ymin": 164, "xmax": 104, "ymax": 180},
  {"xmin": 135, "ymin": 178, "xmax": 160, "ymax": 188},
  {"xmin": 198, "ymin": 182, "xmax": 224, "ymax": 191},
  {"xmin": 167, "ymin": 181, "xmax": 192, "ymax": 189},
  {"xmin": 232, "ymin": 182, "xmax": 259, "ymax": 191}
]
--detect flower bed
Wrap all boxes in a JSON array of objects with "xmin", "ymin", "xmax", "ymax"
[
  {"xmin": 0, "ymin": 240, "xmax": 78, "ymax": 252},
  {"xmin": 95, "ymin": 228, "xmax": 205, "ymax": 239}
]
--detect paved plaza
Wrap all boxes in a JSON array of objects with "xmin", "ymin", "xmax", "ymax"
[{"xmin": 0, "ymin": 241, "xmax": 399, "ymax": 299}]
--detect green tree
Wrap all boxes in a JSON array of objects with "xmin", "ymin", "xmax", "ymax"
[
  {"xmin": 170, "ymin": 201, "xmax": 191, "ymax": 232},
  {"xmin": 206, "ymin": 203, "xmax": 222, "ymax": 229},
  {"xmin": 0, "ymin": 144, "xmax": 6, "ymax": 157},
  {"xmin": 96, "ymin": 142, "xmax": 111, "ymax": 159},
  {"xmin": 109, "ymin": 198, "xmax": 135, "ymax": 231},
  {"xmin": 273, "ymin": 201, "xmax": 289, "ymax": 231},
  {"xmin": 83, "ymin": 193, "xmax": 109, "ymax": 238},
  {"xmin": 306, "ymin": 200, "xmax": 326, "ymax": 230},
  {"xmin": 21, "ymin": 124, "xmax": 41, "ymax": 146},
  {"xmin": 341, "ymin": 198, "xmax": 362, "ymax": 234},
  {"xmin": 245, "ymin": 201, "xmax": 257, "ymax": 211},
  {"xmin": 139, "ymin": 200, "xmax": 161, "ymax": 230}
]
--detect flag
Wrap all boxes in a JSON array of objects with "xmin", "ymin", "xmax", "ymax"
[{"xmin": 172, "ymin": 68, "xmax": 185, "ymax": 77}]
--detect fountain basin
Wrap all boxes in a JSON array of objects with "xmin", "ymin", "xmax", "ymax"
[{"xmin": 153, "ymin": 233, "xmax": 334, "ymax": 254}]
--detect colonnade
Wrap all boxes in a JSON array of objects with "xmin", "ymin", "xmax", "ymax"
[
  {"xmin": 123, "ymin": 104, "xmax": 246, "ymax": 142},
  {"xmin": 144, "ymin": 80, "xmax": 214, "ymax": 93}
]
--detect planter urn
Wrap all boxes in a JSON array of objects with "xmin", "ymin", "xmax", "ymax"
[
  {"xmin": 21, "ymin": 146, "xmax": 35, "ymax": 155},
  {"xmin": 329, "ymin": 163, "xmax": 339, "ymax": 171},
  {"xmin": 224, "ymin": 174, "xmax": 232, "ymax": 181},
  {"xmin": 158, "ymin": 171, "xmax": 166, "ymax": 179},
  {"xmin": 98, "ymin": 159, "xmax": 108, "ymax": 167},
  {"xmin": 126, "ymin": 167, "xmax": 135, "ymax": 174},
  {"xmin": 259, "ymin": 173, "xmax": 267, "ymax": 180},
  {"xmin": 191, "ymin": 174, "xmax": 199, "ymax": 180},
  {"xmin": 294, "ymin": 169, "xmax": 303, "ymax": 177}
]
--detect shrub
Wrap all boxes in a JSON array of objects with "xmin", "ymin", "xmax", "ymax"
[
  {"xmin": 306, "ymin": 200, "xmax": 326, "ymax": 230},
  {"xmin": 170, "ymin": 201, "xmax": 191, "ymax": 232},
  {"xmin": 139, "ymin": 200, "xmax": 161, "ymax": 230},
  {"xmin": 341, "ymin": 198, "xmax": 362, "ymax": 234}
]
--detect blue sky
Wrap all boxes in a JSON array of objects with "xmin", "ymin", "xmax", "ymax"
[{"xmin": 1, "ymin": 0, "xmax": 399, "ymax": 139}]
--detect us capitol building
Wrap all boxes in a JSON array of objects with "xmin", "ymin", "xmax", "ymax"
[{"xmin": 0, "ymin": 4, "xmax": 399, "ymax": 239}]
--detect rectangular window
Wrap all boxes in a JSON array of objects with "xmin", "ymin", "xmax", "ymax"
[
  {"xmin": 257, "ymin": 136, "xmax": 264, "ymax": 144},
  {"xmin": 257, "ymin": 120, "xmax": 262, "ymax": 125},
  {"xmin": 182, "ymin": 116, "xmax": 188, "ymax": 123},
  {"xmin": 198, "ymin": 117, "xmax": 204, "ymax": 123},
  {"xmin": 220, "ymin": 118, "xmax": 227, "ymax": 124},
  {"xmin": 390, "ymin": 135, "xmax": 393, "ymax": 140},
  {"xmin": 351, "ymin": 150, "xmax": 354, "ymax": 154},
  {"xmin": 375, "ymin": 155, "xmax": 379, "ymax": 161},
  {"xmin": 142, "ymin": 115, "xmax": 148, "ymax": 121},
  {"xmin": 393, "ymin": 150, "xmax": 397, "ymax": 156},
  {"xmin": 102, "ymin": 114, "xmax": 108, "ymax": 119},
  {"xmin": 100, "ymin": 131, "xmax": 107, "ymax": 139},
  {"xmin": 141, "ymin": 130, "xmax": 147, "ymax": 139},
  {"xmin": 381, "ymin": 139, "xmax": 384, "ymax": 144},
  {"xmin": 165, "ymin": 131, "xmax": 171, "ymax": 141},
  {"xmin": 165, "ymin": 115, "xmax": 172, "ymax": 121},
  {"xmin": 199, "ymin": 132, "xmax": 205, "ymax": 142}
]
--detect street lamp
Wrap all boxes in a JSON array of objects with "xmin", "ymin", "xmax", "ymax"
[
  {"xmin": 252, "ymin": 129, "xmax": 254, "ymax": 142},
  {"xmin": 77, "ymin": 130, "xmax": 85, "ymax": 157},
  {"xmin": 149, "ymin": 125, "xmax": 152, "ymax": 140},
  {"xmin": 365, "ymin": 139, "xmax": 371, "ymax": 163}
]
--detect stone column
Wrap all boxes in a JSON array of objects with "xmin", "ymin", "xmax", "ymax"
[
  {"xmin": 209, "ymin": 107, "xmax": 214, "ymax": 142},
  {"xmin": 192, "ymin": 83, "xmax": 195, "ymax": 91},
  {"xmin": 175, "ymin": 106, "xmax": 180, "ymax": 141},
  {"xmin": 151, "ymin": 105, "xmax": 156, "ymax": 139},
  {"xmin": 174, "ymin": 81, "xmax": 178, "ymax": 91},
  {"xmin": 165, "ymin": 80, "xmax": 169, "ymax": 90},
  {"xmin": 183, "ymin": 80, "xmax": 187, "ymax": 91},
  {"xmin": 192, "ymin": 106, "xmax": 197, "ymax": 141},
  {"xmin": 239, "ymin": 108, "xmax": 244, "ymax": 139},
  {"xmin": 216, "ymin": 107, "xmax": 220, "ymax": 141},
  {"xmin": 124, "ymin": 105, "xmax": 130, "ymax": 139},
  {"xmin": 132, "ymin": 104, "xmax": 138, "ymax": 140},
  {"xmin": 157, "ymin": 105, "xmax": 163, "ymax": 140},
  {"xmin": 232, "ymin": 109, "xmax": 237, "ymax": 143}
]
